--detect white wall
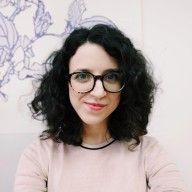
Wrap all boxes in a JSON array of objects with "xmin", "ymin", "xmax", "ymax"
[
  {"xmin": 0, "ymin": 0, "xmax": 191, "ymax": 191},
  {"xmin": 142, "ymin": 1, "xmax": 192, "ymax": 191}
]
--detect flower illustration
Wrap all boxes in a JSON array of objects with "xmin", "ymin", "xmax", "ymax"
[
  {"xmin": 0, "ymin": 0, "xmax": 115, "ymax": 101},
  {"xmin": 34, "ymin": 0, "xmax": 52, "ymax": 37},
  {"xmin": 0, "ymin": 12, "xmax": 18, "ymax": 63},
  {"xmin": 0, "ymin": 0, "xmax": 11, "ymax": 7},
  {"xmin": 0, "ymin": 47, "xmax": 9, "ymax": 66}
]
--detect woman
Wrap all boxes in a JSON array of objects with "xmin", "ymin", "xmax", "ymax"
[{"xmin": 14, "ymin": 24, "xmax": 185, "ymax": 191}]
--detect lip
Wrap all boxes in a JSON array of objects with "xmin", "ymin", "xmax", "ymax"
[{"xmin": 85, "ymin": 102, "xmax": 107, "ymax": 111}]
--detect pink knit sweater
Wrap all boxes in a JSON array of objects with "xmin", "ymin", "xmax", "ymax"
[{"xmin": 14, "ymin": 136, "xmax": 186, "ymax": 192}]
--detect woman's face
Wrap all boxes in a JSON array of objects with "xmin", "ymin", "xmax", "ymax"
[{"xmin": 68, "ymin": 42, "xmax": 121, "ymax": 127}]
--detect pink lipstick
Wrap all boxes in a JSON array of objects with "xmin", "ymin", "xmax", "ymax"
[{"xmin": 85, "ymin": 102, "xmax": 107, "ymax": 111}]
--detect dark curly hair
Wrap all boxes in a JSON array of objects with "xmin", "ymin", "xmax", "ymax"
[{"xmin": 31, "ymin": 24, "xmax": 156, "ymax": 147}]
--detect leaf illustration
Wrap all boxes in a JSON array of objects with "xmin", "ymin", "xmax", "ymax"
[
  {"xmin": 0, "ymin": 47, "xmax": 9, "ymax": 66},
  {"xmin": 34, "ymin": 1, "xmax": 52, "ymax": 37},
  {"xmin": 0, "ymin": 0, "xmax": 11, "ymax": 8},
  {"xmin": 0, "ymin": 13, "xmax": 18, "ymax": 48},
  {"xmin": 23, "ymin": 35, "xmax": 31, "ymax": 48},
  {"xmin": 68, "ymin": 0, "xmax": 86, "ymax": 28},
  {"xmin": 80, "ymin": 16, "xmax": 116, "ymax": 28},
  {"xmin": 25, "ymin": 47, "xmax": 34, "ymax": 58},
  {"xmin": 0, "ymin": 62, "xmax": 13, "ymax": 87},
  {"xmin": 34, "ymin": 0, "xmax": 45, "ymax": 20}
]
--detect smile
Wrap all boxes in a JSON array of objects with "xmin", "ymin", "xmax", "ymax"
[{"xmin": 85, "ymin": 102, "xmax": 107, "ymax": 111}]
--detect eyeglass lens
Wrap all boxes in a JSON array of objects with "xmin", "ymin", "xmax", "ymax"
[{"xmin": 69, "ymin": 71, "xmax": 124, "ymax": 93}]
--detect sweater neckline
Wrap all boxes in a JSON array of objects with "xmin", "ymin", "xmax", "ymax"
[{"xmin": 80, "ymin": 138, "xmax": 116, "ymax": 150}]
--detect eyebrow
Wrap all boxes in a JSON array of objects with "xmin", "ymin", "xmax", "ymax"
[{"xmin": 73, "ymin": 68, "xmax": 120, "ymax": 74}]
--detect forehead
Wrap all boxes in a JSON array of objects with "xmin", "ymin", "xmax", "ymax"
[{"xmin": 69, "ymin": 42, "xmax": 118, "ymax": 73}]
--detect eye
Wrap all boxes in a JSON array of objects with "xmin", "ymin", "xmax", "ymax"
[
  {"xmin": 104, "ymin": 72, "xmax": 121, "ymax": 83},
  {"xmin": 73, "ymin": 72, "xmax": 92, "ymax": 82}
]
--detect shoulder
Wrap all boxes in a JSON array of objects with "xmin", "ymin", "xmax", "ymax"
[
  {"xmin": 124, "ymin": 135, "xmax": 162, "ymax": 153},
  {"xmin": 23, "ymin": 137, "xmax": 64, "ymax": 159},
  {"xmin": 138, "ymin": 135, "xmax": 171, "ymax": 163},
  {"xmin": 128, "ymin": 135, "xmax": 169, "ymax": 162},
  {"xmin": 139, "ymin": 136, "xmax": 174, "ymax": 174},
  {"xmin": 138, "ymin": 138, "xmax": 186, "ymax": 191},
  {"xmin": 140, "ymin": 135, "xmax": 160, "ymax": 148}
]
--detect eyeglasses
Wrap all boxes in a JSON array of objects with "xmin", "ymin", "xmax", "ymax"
[{"xmin": 67, "ymin": 71, "xmax": 125, "ymax": 93}]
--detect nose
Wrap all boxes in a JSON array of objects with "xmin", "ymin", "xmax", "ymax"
[{"xmin": 90, "ymin": 79, "xmax": 107, "ymax": 98}]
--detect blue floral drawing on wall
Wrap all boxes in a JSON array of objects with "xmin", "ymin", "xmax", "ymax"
[{"xmin": 0, "ymin": 0, "xmax": 115, "ymax": 101}]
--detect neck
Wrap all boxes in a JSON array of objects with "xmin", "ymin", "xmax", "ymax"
[{"xmin": 83, "ymin": 123, "xmax": 111, "ymax": 145}]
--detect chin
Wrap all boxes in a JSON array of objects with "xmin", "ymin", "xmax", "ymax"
[{"xmin": 80, "ymin": 116, "xmax": 107, "ymax": 126}]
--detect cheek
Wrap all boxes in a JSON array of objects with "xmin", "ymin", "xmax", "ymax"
[
  {"xmin": 111, "ymin": 94, "xmax": 120, "ymax": 108},
  {"xmin": 69, "ymin": 85, "xmax": 76, "ymax": 108},
  {"xmin": 105, "ymin": 94, "xmax": 121, "ymax": 117},
  {"xmin": 68, "ymin": 85, "xmax": 83, "ymax": 110}
]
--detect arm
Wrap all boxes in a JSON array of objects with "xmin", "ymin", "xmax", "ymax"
[
  {"xmin": 14, "ymin": 139, "xmax": 48, "ymax": 192},
  {"xmin": 144, "ymin": 137, "xmax": 186, "ymax": 192}
]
